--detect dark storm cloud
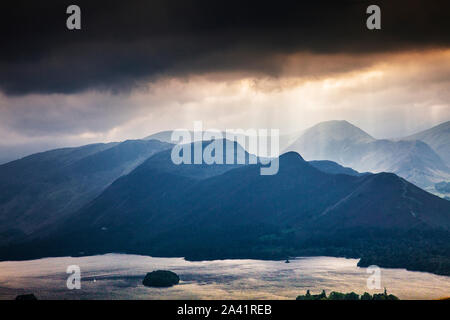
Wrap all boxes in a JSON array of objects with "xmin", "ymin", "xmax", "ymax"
[{"xmin": 1, "ymin": 0, "xmax": 449, "ymax": 95}]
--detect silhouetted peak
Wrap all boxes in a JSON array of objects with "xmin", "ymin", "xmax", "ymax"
[
  {"xmin": 277, "ymin": 152, "xmax": 309, "ymax": 170},
  {"xmin": 280, "ymin": 151, "xmax": 305, "ymax": 161}
]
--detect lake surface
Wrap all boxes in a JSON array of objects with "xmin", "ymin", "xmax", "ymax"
[{"xmin": 0, "ymin": 254, "xmax": 448, "ymax": 300}]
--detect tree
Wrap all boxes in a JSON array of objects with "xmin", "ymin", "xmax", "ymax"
[
  {"xmin": 329, "ymin": 291, "xmax": 345, "ymax": 300},
  {"xmin": 361, "ymin": 292, "xmax": 373, "ymax": 300},
  {"xmin": 344, "ymin": 292, "xmax": 360, "ymax": 300},
  {"xmin": 318, "ymin": 290, "xmax": 327, "ymax": 299}
]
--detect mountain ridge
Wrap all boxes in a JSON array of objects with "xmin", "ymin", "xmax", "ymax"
[{"xmin": 4, "ymin": 147, "xmax": 448, "ymax": 275}]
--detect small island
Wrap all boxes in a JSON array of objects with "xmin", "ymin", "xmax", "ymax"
[
  {"xmin": 15, "ymin": 293, "xmax": 38, "ymax": 300},
  {"xmin": 296, "ymin": 289, "xmax": 399, "ymax": 300},
  {"xmin": 142, "ymin": 270, "xmax": 180, "ymax": 288}
]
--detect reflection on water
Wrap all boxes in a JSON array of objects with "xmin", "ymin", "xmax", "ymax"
[{"xmin": 0, "ymin": 254, "xmax": 448, "ymax": 300}]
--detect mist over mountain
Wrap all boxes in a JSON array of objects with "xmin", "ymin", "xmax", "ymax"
[
  {"xmin": 286, "ymin": 120, "xmax": 450, "ymax": 192},
  {"xmin": 404, "ymin": 121, "xmax": 450, "ymax": 167}
]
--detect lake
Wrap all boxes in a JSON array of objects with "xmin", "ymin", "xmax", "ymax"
[{"xmin": 0, "ymin": 254, "xmax": 448, "ymax": 300}]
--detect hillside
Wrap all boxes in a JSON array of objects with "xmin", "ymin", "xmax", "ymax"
[
  {"xmin": 0, "ymin": 139, "xmax": 171, "ymax": 244},
  {"xmin": 4, "ymin": 147, "xmax": 448, "ymax": 275}
]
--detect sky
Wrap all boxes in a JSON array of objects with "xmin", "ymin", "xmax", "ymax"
[{"xmin": 0, "ymin": 0, "xmax": 449, "ymax": 162}]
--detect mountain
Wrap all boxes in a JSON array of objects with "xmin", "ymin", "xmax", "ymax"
[
  {"xmin": 0, "ymin": 138, "xmax": 363, "ymax": 244},
  {"xmin": 116, "ymin": 139, "xmax": 257, "ymax": 184},
  {"xmin": 145, "ymin": 133, "xmax": 369, "ymax": 177},
  {"xmin": 286, "ymin": 120, "xmax": 450, "ymax": 191},
  {"xmin": 145, "ymin": 130, "xmax": 301, "ymax": 155},
  {"xmin": 404, "ymin": 121, "xmax": 450, "ymax": 167},
  {"xmin": 309, "ymin": 160, "xmax": 369, "ymax": 176},
  {"xmin": 144, "ymin": 130, "xmax": 175, "ymax": 143},
  {"xmin": 5, "ymin": 148, "xmax": 449, "ymax": 275},
  {"xmin": 0, "ymin": 139, "xmax": 171, "ymax": 244},
  {"xmin": 286, "ymin": 121, "xmax": 375, "ymax": 160}
]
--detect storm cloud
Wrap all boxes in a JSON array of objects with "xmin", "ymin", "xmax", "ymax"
[
  {"xmin": 1, "ymin": 0, "xmax": 450, "ymax": 95},
  {"xmin": 0, "ymin": 1, "xmax": 449, "ymax": 164}
]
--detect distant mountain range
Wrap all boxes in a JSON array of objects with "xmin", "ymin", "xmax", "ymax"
[
  {"xmin": 144, "ymin": 121, "xmax": 450, "ymax": 196},
  {"xmin": 0, "ymin": 121, "xmax": 449, "ymax": 276},
  {"xmin": 0, "ymin": 140, "xmax": 449, "ymax": 276},
  {"xmin": 286, "ymin": 120, "xmax": 450, "ymax": 196},
  {"xmin": 404, "ymin": 121, "xmax": 450, "ymax": 167}
]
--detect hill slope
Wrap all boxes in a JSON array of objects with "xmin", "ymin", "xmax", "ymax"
[
  {"xmin": 0, "ymin": 139, "xmax": 171, "ymax": 244},
  {"xmin": 7, "ymin": 149, "xmax": 448, "ymax": 275}
]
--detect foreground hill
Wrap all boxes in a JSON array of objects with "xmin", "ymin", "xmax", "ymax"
[
  {"xmin": 4, "ymin": 146, "xmax": 449, "ymax": 275},
  {"xmin": 0, "ymin": 139, "xmax": 171, "ymax": 244},
  {"xmin": 286, "ymin": 120, "xmax": 450, "ymax": 191}
]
